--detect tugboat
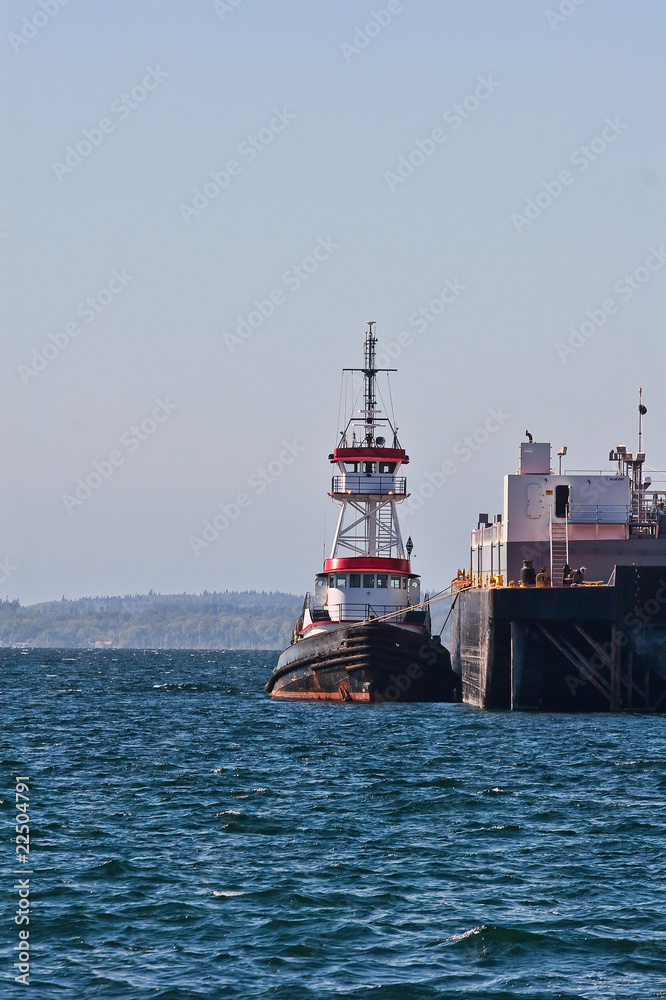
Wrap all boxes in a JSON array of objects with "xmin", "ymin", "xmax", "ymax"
[{"xmin": 266, "ymin": 322, "xmax": 457, "ymax": 702}]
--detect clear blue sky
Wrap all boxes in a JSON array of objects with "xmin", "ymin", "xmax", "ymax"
[{"xmin": 2, "ymin": 0, "xmax": 666, "ymax": 604}]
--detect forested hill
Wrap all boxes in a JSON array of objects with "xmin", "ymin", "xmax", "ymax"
[{"xmin": 0, "ymin": 591, "xmax": 304, "ymax": 650}]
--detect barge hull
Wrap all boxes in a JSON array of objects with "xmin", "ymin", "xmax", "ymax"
[{"xmin": 450, "ymin": 565, "xmax": 666, "ymax": 712}]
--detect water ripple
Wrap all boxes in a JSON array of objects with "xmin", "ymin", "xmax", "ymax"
[{"xmin": 2, "ymin": 648, "xmax": 666, "ymax": 998}]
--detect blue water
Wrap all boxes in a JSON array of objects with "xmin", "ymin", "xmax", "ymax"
[{"xmin": 2, "ymin": 648, "xmax": 666, "ymax": 999}]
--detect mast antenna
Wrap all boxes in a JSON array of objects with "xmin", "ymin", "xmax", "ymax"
[
  {"xmin": 638, "ymin": 386, "xmax": 647, "ymax": 454},
  {"xmin": 340, "ymin": 321, "xmax": 398, "ymax": 447},
  {"xmin": 364, "ymin": 321, "xmax": 377, "ymax": 447}
]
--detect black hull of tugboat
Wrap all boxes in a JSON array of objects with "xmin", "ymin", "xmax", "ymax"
[{"xmin": 265, "ymin": 621, "xmax": 459, "ymax": 702}]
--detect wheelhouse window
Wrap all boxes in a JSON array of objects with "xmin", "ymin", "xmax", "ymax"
[
  {"xmin": 363, "ymin": 574, "xmax": 374, "ymax": 588},
  {"xmin": 344, "ymin": 461, "xmax": 358, "ymax": 473},
  {"xmin": 390, "ymin": 576, "xmax": 401, "ymax": 588},
  {"xmin": 363, "ymin": 462, "xmax": 376, "ymax": 474},
  {"xmin": 376, "ymin": 574, "xmax": 388, "ymax": 589},
  {"xmin": 349, "ymin": 573, "xmax": 361, "ymax": 588},
  {"xmin": 335, "ymin": 575, "xmax": 347, "ymax": 588},
  {"xmin": 379, "ymin": 462, "xmax": 396, "ymax": 474}
]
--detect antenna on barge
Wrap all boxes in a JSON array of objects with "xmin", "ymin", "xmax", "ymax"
[{"xmin": 638, "ymin": 387, "xmax": 647, "ymax": 455}]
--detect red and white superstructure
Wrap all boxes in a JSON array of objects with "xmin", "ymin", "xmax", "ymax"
[{"xmin": 303, "ymin": 321, "xmax": 423, "ymax": 635}]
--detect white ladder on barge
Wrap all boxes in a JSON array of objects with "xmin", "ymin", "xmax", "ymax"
[{"xmin": 550, "ymin": 515, "xmax": 569, "ymax": 587}]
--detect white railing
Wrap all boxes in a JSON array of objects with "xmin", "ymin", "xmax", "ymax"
[{"xmin": 567, "ymin": 503, "xmax": 630, "ymax": 525}]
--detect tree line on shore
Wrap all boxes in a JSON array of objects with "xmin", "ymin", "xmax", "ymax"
[{"xmin": 0, "ymin": 591, "xmax": 304, "ymax": 649}]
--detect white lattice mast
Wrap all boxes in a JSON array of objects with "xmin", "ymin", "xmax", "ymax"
[{"xmin": 326, "ymin": 322, "xmax": 411, "ymax": 569}]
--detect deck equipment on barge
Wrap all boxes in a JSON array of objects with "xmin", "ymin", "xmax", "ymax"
[{"xmin": 451, "ymin": 394, "xmax": 666, "ymax": 712}]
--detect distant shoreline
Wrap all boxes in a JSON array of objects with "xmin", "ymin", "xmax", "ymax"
[{"xmin": 0, "ymin": 591, "xmax": 302, "ymax": 651}]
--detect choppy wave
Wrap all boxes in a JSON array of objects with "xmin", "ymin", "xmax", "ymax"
[{"xmin": 2, "ymin": 648, "xmax": 666, "ymax": 998}]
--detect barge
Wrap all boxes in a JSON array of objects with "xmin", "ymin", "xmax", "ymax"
[{"xmin": 451, "ymin": 396, "xmax": 666, "ymax": 711}]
